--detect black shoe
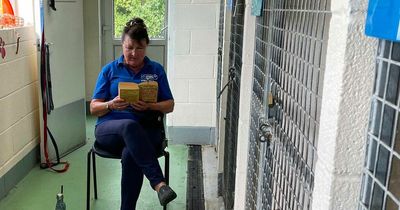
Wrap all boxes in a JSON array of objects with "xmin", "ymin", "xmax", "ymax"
[{"xmin": 157, "ymin": 185, "xmax": 177, "ymax": 206}]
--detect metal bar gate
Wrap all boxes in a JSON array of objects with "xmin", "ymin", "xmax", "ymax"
[
  {"xmin": 246, "ymin": 0, "xmax": 331, "ymax": 209},
  {"xmin": 359, "ymin": 40, "xmax": 400, "ymax": 210}
]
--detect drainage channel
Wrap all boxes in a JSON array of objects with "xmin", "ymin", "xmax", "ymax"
[{"xmin": 186, "ymin": 145, "xmax": 205, "ymax": 210}]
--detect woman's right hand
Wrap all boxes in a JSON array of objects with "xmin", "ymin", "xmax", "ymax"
[{"xmin": 109, "ymin": 96, "xmax": 129, "ymax": 111}]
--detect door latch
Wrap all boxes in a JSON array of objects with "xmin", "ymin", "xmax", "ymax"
[{"xmin": 268, "ymin": 91, "xmax": 275, "ymax": 108}]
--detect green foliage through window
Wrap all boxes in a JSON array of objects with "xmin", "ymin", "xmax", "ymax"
[{"xmin": 114, "ymin": 0, "xmax": 166, "ymax": 39}]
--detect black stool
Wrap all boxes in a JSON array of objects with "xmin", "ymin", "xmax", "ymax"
[{"xmin": 86, "ymin": 113, "xmax": 170, "ymax": 210}]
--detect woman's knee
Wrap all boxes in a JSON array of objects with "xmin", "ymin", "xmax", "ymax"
[{"xmin": 120, "ymin": 119, "xmax": 142, "ymax": 132}]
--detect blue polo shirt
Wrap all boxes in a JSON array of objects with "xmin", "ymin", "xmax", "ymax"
[{"xmin": 92, "ymin": 55, "xmax": 173, "ymax": 125}]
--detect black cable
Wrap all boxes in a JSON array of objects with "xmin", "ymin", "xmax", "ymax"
[
  {"xmin": 47, "ymin": 127, "xmax": 61, "ymax": 164},
  {"xmin": 217, "ymin": 67, "xmax": 236, "ymax": 99},
  {"xmin": 39, "ymin": 127, "xmax": 62, "ymax": 169}
]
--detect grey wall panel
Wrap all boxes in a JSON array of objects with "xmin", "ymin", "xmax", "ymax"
[
  {"xmin": 46, "ymin": 99, "xmax": 86, "ymax": 160},
  {"xmin": 1, "ymin": 146, "xmax": 39, "ymax": 199},
  {"xmin": 168, "ymin": 126, "xmax": 215, "ymax": 145}
]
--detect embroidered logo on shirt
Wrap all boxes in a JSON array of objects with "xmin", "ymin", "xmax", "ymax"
[{"xmin": 141, "ymin": 74, "xmax": 158, "ymax": 81}]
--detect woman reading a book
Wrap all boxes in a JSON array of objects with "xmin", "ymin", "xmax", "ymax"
[{"xmin": 89, "ymin": 17, "xmax": 176, "ymax": 209}]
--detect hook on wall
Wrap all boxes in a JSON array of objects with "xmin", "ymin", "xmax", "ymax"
[
  {"xmin": 49, "ymin": 0, "xmax": 57, "ymax": 11},
  {"xmin": 15, "ymin": 32, "xmax": 21, "ymax": 55},
  {"xmin": 0, "ymin": 37, "xmax": 6, "ymax": 59}
]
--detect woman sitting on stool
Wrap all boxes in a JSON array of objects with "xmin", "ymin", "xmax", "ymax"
[{"xmin": 90, "ymin": 17, "xmax": 177, "ymax": 210}]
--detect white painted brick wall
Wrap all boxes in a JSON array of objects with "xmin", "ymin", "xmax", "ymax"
[
  {"xmin": 176, "ymin": 0, "xmax": 191, "ymax": 4},
  {"xmin": 174, "ymin": 55, "xmax": 215, "ymax": 78},
  {"xmin": 188, "ymin": 79, "xmax": 216, "ymax": 103},
  {"xmin": 173, "ymin": 79, "xmax": 190, "ymax": 103},
  {"xmin": 192, "ymin": 0, "xmax": 218, "ymax": 3},
  {"xmin": 191, "ymin": 29, "xmax": 218, "ymax": 54},
  {"xmin": 175, "ymin": 5, "xmax": 217, "ymax": 29},
  {"xmin": 167, "ymin": 0, "xmax": 219, "ymax": 127},
  {"xmin": 169, "ymin": 0, "xmax": 219, "ymax": 128},
  {"xmin": 0, "ymin": 131, "xmax": 13, "ymax": 167},
  {"xmin": 0, "ymin": 26, "xmax": 39, "ymax": 177},
  {"xmin": 174, "ymin": 30, "xmax": 191, "ymax": 55},
  {"xmin": 173, "ymin": 103, "xmax": 214, "ymax": 126}
]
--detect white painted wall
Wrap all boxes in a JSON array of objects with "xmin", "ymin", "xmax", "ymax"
[
  {"xmin": 168, "ymin": 0, "xmax": 219, "ymax": 127},
  {"xmin": 233, "ymin": 0, "xmax": 255, "ymax": 209},
  {"xmin": 42, "ymin": 0, "xmax": 85, "ymax": 109},
  {"xmin": 83, "ymin": 0, "xmax": 101, "ymax": 101},
  {"xmin": 13, "ymin": 0, "xmax": 36, "ymax": 27},
  {"xmin": 312, "ymin": 0, "xmax": 377, "ymax": 209},
  {"xmin": 0, "ymin": 26, "xmax": 39, "ymax": 177}
]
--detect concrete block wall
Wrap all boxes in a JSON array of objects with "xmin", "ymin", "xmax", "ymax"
[
  {"xmin": 169, "ymin": 0, "xmax": 219, "ymax": 128},
  {"xmin": 0, "ymin": 26, "xmax": 39, "ymax": 178},
  {"xmin": 312, "ymin": 0, "xmax": 377, "ymax": 209}
]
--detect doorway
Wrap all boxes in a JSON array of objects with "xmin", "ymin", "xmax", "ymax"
[{"xmin": 100, "ymin": 0, "xmax": 168, "ymax": 67}]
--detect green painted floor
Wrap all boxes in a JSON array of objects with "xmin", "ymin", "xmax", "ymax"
[{"xmin": 0, "ymin": 116, "xmax": 188, "ymax": 210}]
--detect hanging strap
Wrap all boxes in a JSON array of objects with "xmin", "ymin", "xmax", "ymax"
[
  {"xmin": 45, "ymin": 44, "xmax": 54, "ymax": 113},
  {"xmin": 39, "ymin": 0, "xmax": 69, "ymax": 173}
]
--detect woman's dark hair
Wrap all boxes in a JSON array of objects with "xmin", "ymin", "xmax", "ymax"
[{"xmin": 122, "ymin": 17, "xmax": 149, "ymax": 44}]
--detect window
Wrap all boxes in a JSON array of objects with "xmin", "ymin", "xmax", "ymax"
[{"xmin": 113, "ymin": 0, "xmax": 166, "ymax": 39}]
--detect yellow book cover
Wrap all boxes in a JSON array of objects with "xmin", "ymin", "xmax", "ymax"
[
  {"xmin": 118, "ymin": 82, "xmax": 139, "ymax": 103},
  {"xmin": 139, "ymin": 81, "xmax": 158, "ymax": 103}
]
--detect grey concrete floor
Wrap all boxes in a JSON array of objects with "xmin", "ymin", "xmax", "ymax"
[{"xmin": 202, "ymin": 145, "xmax": 225, "ymax": 210}]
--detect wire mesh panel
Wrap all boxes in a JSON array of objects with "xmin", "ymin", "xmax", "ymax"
[
  {"xmin": 222, "ymin": 0, "xmax": 245, "ymax": 209},
  {"xmin": 359, "ymin": 40, "xmax": 400, "ymax": 210},
  {"xmin": 245, "ymin": 0, "xmax": 270, "ymax": 208},
  {"xmin": 246, "ymin": 0, "xmax": 331, "ymax": 209}
]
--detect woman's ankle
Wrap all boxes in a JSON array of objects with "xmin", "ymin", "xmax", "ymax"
[{"xmin": 154, "ymin": 182, "xmax": 166, "ymax": 192}]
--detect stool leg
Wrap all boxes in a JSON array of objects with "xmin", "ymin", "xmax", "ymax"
[
  {"xmin": 86, "ymin": 150, "xmax": 91, "ymax": 210},
  {"xmin": 92, "ymin": 151, "xmax": 98, "ymax": 199},
  {"xmin": 164, "ymin": 151, "xmax": 170, "ymax": 210},
  {"xmin": 164, "ymin": 151, "xmax": 170, "ymax": 185}
]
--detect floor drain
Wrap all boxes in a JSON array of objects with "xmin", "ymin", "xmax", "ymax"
[{"xmin": 186, "ymin": 145, "xmax": 205, "ymax": 210}]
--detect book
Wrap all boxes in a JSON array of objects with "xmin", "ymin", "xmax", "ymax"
[
  {"xmin": 138, "ymin": 81, "xmax": 158, "ymax": 103},
  {"xmin": 119, "ymin": 82, "xmax": 139, "ymax": 103},
  {"xmin": 118, "ymin": 81, "xmax": 158, "ymax": 103}
]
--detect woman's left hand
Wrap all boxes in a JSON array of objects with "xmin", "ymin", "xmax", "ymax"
[{"xmin": 131, "ymin": 101, "xmax": 152, "ymax": 111}]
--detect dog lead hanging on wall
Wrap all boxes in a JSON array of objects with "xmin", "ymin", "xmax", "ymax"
[{"xmin": 39, "ymin": 0, "xmax": 69, "ymax": 173}]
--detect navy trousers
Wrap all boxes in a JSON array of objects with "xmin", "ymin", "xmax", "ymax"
[{"xmin": 95, "ymin": 119, "xmax": 165, "ymax": 210}]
